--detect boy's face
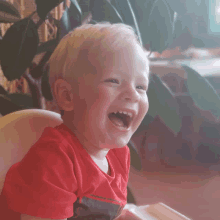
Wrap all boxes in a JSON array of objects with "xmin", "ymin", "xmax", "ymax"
[{"xmin": 69, "ymin": 43, "xmax": 149, "ymax": 150}]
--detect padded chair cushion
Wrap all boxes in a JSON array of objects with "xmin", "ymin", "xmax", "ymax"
[{"xmin": 0, "ymin": 109, "xmax": 63, "ymax": 193}]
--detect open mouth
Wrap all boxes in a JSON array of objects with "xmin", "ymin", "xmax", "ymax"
[{"xmin": 108, "ymin": 111, "xmax": 132, "ymax": 129}]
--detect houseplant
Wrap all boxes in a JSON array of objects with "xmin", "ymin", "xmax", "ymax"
[{"xmin": 0, "ymin": 0, "xmax": 220, "ymax": 171}]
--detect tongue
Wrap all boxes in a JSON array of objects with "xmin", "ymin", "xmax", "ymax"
[{"xmin": 109, "ymin": 114, "xmax": 125, "ymax": 127}]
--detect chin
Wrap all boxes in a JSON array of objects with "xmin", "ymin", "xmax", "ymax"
[
  {"xmin": 113, "ymin": 137, "xmax": 131, "ymax": 148},
  {"xmin": 101, "ymin": 128, "xmax": 134, "ymax": 148},
  {"xmin": 102, "ymin": 138, "xmax": 128, "ymax": 149}
]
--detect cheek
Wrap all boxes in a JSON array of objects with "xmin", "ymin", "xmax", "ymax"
[
  {"xmin": 94, "ymin": 87, "xmax": 116, "ymax": 109},
  {"xmin": 139, "ymin": 97, "xmax": 149, "ymax": 119},
  {"xmin": 144, "ymin": 99, "xmax": 149, "ymax": 114}
]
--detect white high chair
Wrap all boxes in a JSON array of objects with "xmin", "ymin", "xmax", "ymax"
[{"xmin": 0, "ymin": 109, "xmax": 63, "ymax": 193}]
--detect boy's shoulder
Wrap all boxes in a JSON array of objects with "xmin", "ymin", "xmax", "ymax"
[
  {"xmin": 32, "ymin": 123, "xmax": 81, "ymax": 154},
  {"xmin": 39, "ymin": 123, "xmax": 80, "ymax": 144},
  {"xmin": 39, "ymin": 123, "xmax": 73, "ymax": 142}
]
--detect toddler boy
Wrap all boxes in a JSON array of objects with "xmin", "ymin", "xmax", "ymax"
[{"xmin": 1, "ymin": 22, "xmax": 149, "ymax": 220}]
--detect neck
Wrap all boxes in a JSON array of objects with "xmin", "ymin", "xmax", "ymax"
[{"xmin": 63, "ymin": 119, "xmax": 109, "ymax": 160}]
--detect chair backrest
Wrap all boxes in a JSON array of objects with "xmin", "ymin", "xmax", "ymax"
[{"xmin": 0, "ymin": 109, "xmax": 63, "ymax": 193}]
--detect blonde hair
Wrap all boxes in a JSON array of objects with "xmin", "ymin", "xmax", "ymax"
[{"xmin": 48, "ymin": 22, "xmax": 148, "ymax": 112}]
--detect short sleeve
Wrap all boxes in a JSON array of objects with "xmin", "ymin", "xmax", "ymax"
[{"xmin": 2, "ymin": 140, "xmax": 78, "ymax": 219}]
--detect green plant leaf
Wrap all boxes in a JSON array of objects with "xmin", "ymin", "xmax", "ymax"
[
  {"xmin": 78, "ymin": 1, "xmax": 91, "ymax": 23},
  {"xmin": 59, "ymin": 0, "xmax": 82, "ymax": 39},
  {"xmin": 165, "ymin": 0, "xmax": 187, "ymax": 15},
  {"xmin": 171, "ymin": 14, "xmax": 187, "ymax": 42},
  {"xmin": 78, "ymin": 0, "xmax": 90, "ymax": 13},
  {"xmin": 0, "ymin": 11, "xmax": 21, "ymax": 23},
  {"xmin": 177, "ymin": 13, "xmax": 198, "ymax": 37},
  {"xmin": 134, "ymin": 114, "xmax": 155, "ymax": 135},
  {"xmin": 37, "ymin": 39, "xmax": 58, "ymax": 54},
  {"xmin": 127, "ymin": 186, "xmax": 136, "ymax": 204},
  {"xmin": 127, "ymin": 0, "xmax": 155, "ymax": 46},
  {"xmin": 0, "ymin": 1, "xmax": 20, "ymax": 17},
  {"xmin": 41, "ymin": 65, "xmax": 53, "ymax": 101},
  {"xmin": 30, "ymin": 51, "xmax": 53, "ymax": 79},
  {"xmin": 89, "ymin": 0, "xmax": 123, "ymax": 23},
  {"xmin": 151, "ymin": 73, "xmax": 181, "ymax": 134},
  {"xmin": 0, "ymin": 18, "xmax": 39, "ymax": 81},
  {"xmin": 35, "ymin": 0, "xmax": 64, "ymax": 21},
  {"xmin": 134, "ymin": 76, "xmax": 160, "ymax": 134},
  {"xmin": 0, "ymin": 84, "xmax": 8, "ymax": 95},
  {"xmin": 0, "ymin": 94, "xmax": 23, "ymax": 116},
  {"xmin": 174, "ymin": 12, "xmax": 186, "ymax": 29},
  {"xmin": 183, "ymin": 65, "xmax": 220, "ymax": 119},
  {"xmin": 5, "ymin": 93, "xmax": 33, "ymax": 108},
  {"xmin": 128, "ymin": 0, "xmax": 154, "ymax": 24},
  {"xmin": 166, "ymin": 0, "xmax": 203, "ymax": 16},
  {"xmin": 148, "ymin": 0, "xmax": 173, "ymax": 53},
  {"xmin": 0, "ymin": 1, "xmax": 21, "ymax": 23},
  {"xmin": 146, "ymin": 76, "xmax": 160, "ymax": 118},
  {"xmin": 167, "ymin": 14, "xmax": 192, "ymax": 50},
  {"xmin": 111, "ymin": 0, "xmax": 142, "ymax": 45},
  {"xmin": 127, "ymin": 140, "xmax": 142, "ymax": 171},
  {"xmin": 89, "ymin": 19, "xmax": 98, "ymax": 24}
]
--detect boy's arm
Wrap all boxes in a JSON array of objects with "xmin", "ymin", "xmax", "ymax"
[{"xmin": 21, "ymin": 214, "xmax": 67, "ymax": 220}]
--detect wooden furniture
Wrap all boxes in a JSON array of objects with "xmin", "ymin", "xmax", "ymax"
[
  {"xmin": 117, "ymin": 202, "xmax": 191, "ymax": 219},
  {"xmin": 128, "ymin": 166, "xmax": 220, "ymax": 220}
]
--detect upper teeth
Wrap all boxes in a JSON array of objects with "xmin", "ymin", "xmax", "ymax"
[{"xmin": 114, "ymin": 111, "xmax": 132, "ymax": 118}]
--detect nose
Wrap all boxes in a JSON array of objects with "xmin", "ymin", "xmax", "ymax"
[{"xmin": 120, "ymin": 84, "xmax": 140, "ymax": 103}]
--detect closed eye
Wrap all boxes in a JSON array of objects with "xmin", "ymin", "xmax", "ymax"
[{"xmin": 105, "ymin": 78, "xmax": 119, "ymax": 84}]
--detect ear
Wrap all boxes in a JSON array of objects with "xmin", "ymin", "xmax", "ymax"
[{"xmin": 53, "ymin": 79, "xmax": 74, "ymax": 111}]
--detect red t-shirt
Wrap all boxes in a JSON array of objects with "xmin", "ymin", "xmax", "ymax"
[{"xmin": 0, "ymin": 124, "xmax": 130, "ymax": 219}]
